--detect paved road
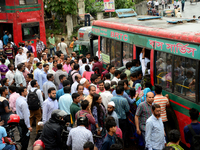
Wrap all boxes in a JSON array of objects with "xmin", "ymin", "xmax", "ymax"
[{"xmin": 167, "ymin": 1, "xmax": 200, "ymax": 18}]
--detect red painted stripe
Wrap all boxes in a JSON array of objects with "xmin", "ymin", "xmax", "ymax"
[
  {"xmin": 133, "ymin": 44, "xmax": 136, "ymax": 59},
  {"xmin": 92, "ymin": 20, "xmax": 200, "ymax": 44},
  {"xmin": 150, "ymin": 49, "xmax": 154, "ymax": 86},
  {"xmin": 170, "ymin": 99, "xmax": 200, "ymax": 115},
  {"xmin": 98, "ymin": 36, "xmax": 100, "ymax": 58}
]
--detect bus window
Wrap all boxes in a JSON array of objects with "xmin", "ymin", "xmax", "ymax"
[
  {"xmin": 122, "ymin": 43, "xmax": 133, "ymax": 66},
  {"xmin": 0, "ymin": 0, "xmax": 5, "ymax": 12},
  {"xmin": 174, "ymin": 56, "xmax": 196, "ymax": 101},
  {"xmin": 156, "ymin": 52, "xmax": 172, "ymax": 91},
  {"xmin": 19, "ymin": 0, "xmax": 38, "ymax": 5},
  {"xmin": 101, "ymin": 37, "xmax": 110, "ymax": 64},
  {"xmin": 110, "ymin": 40, "xmax": 122, "ymax": 67},
  {"xmin": 22, "ymin": 22, "xmax": 39, "ymax": 40}
]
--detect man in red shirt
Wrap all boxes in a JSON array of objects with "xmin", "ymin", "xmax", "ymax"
[{"xmin": 92, "ymin": 56, "xmax": 103, "ymax": 74}]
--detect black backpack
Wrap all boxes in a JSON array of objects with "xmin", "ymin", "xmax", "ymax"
[
  {"xmin": 67, "ymin": 71, "xmax": 78, "ymax": 85},
  {"xmin": 187, "ymin": 124, "xmax": 200, "ymax": 150},
  {"xmin": 114, "ymin": 133, "xmax": 124, "ymax": 149},
  {"xmin": 27, "ymin": 89, "xmax": 40, "ymax": 110}
]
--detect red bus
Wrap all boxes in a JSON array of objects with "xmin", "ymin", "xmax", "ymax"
[
  {"xmin": 0, "ymin": 0, "xmax": 46, "ymax": 56},
  {"xmin": 91, "ymin": 17, "xmax": 200, "ymax": 147}
]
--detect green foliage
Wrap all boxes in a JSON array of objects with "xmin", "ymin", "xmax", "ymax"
[
  {"xmin": 85, "ymin": 0, "xmax": 104, "ymax": 17},
  {"xmin": 115, "ymin": 0, "xmax": 135, "ymax": 9},
  {"xmin": 44, "ymin": 0, "xmax": 78, "ymax": 15},
  {"xmin": 85, "ymin": 0, "xmax": 135, "ymax": 18}
]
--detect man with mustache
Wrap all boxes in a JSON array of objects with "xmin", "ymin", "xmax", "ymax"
[{"xmin": 145, "ymin": 103, "xmax": 166, "ymax": 150}]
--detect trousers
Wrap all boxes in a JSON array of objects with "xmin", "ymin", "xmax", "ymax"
[
  {"xmin": 30, "ymin": 108, "xmax": 42, "ymax": 133},
  {"xmin": 19, "ymin": 119, "xmax": 30, "ymax": 150}
]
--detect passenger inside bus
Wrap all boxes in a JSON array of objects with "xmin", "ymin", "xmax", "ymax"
[{"xmin": 156, "ymin": 51, "xmax": 196, "ymax": 101}]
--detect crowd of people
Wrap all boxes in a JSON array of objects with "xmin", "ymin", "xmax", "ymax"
[{"xmin": 0, "ymin": 33, "xmax": 199, "ymax": 150}]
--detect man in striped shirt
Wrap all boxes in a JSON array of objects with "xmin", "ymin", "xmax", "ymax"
[{"xmin": 154, "ymin": 84, "xmax": 170, "ymax": 134}]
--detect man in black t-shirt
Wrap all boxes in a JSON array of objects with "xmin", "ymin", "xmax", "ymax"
[{"xmin": 0, "ymin": 87, "xmax": 13, "ymax": 126}]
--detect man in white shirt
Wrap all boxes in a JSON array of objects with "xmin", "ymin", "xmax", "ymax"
[
  {"xmin": 176, "ymin": 10, "xmax": 182, "ymax": 18},
  {"xmin": 67, "ymin": 117, "xmax": 93, "ymax": 150},
  {"xmin": 111, "ymin": 70, "xmax": 121, "ymax": 84},
  {"xmin": 15, "ymin": 48, "xmax": 27, "ymax": 68},
  {"xmin": 71, "ymin": 74, "xmax": 82, "ymax": 94},
  {"xmin": 79, "ymin": 58, "xmax": 87, "ymax": 76},
  {"xmin": 16, "ymin": 87, "xmax": 32, "ymax": 150},
  {"xmin": 80, "ymin": 78, "xmax": 89, "ymax": 96},
  {"xmin": 57, "ymin": 38, "xmax": 69, "ymax": 56},
  {"xmin": 5, "ymin": 64, "xmax": 15, "ymax": 85},
  {"xmin": 0, "ymin": 37, "xmax": 3, "ymax": 50},
  {"xmin": 100, "ymin": 83, "xmax": 113, "ymax": 109},
  {"xmin": 154, "ymin": 0, "xmax": 159, "ymax": 10},
  {"xmin": 21, "ymin": 43, "xmax": 28, "ymax": 55}
]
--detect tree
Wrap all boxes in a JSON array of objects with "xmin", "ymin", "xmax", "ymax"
[{"xmin": 44, "ymin": 0, "xmax": 77, "ymax": 37}]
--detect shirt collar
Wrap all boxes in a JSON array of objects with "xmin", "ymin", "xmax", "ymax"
[
  {"xmin": 20, "ymin": 96, "xmax": 26, "ymax": 100},
  {"xmin": 48, "ymin": 97, "xmax": 54, "ymax": 101},
  {"xmin": 107, "ymin": 133, "xmax": 115, "ymax": 139},
  {"xmin": 152, "ymin": 114, "xmax": 160, "ymax": 120}
]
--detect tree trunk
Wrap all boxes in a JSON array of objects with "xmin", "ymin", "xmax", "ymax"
[
  {"xmin": 66, "ymin": 14, "xmax": 73, "ymax": 40},
  {"xmin": 63, "ymin": 15, "xmax": 66, "ymax": 34},
  {"xmin": 72, "ymin": 15, "xmax": 77, "ymax": 27}
]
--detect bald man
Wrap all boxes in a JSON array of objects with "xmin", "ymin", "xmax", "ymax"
[{"xmin": 135, "ymin": 92, "xmax": 154, "ymax": 146}]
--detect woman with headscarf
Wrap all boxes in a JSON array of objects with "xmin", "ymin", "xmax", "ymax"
[
  {"xmin": 136, "ymin": 87, "xmax": 151, "ymax": 106},
  {"xmin": 135, "ymin": 83, "xmax": 144, "ymax": 100}
]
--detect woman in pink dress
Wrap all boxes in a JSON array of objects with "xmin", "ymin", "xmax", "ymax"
[{"xmin": 82, "ymin": 65, "xmax": 94, "ymax": 83}]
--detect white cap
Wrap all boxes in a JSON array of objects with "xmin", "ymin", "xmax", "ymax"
[
  {"xmin": 80, "ymin": 78, "xmax": 87, "ymax": 84},
  {"xmin": 108, "ymin": 101, "xmax": 115, "ymax": 107}
]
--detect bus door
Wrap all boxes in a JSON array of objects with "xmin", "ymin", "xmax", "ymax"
[{"xmin": 0, "ymin": 23, "xmax": 13, "ymax": 41}]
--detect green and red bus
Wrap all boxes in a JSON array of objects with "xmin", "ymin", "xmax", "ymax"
[
  {"xmin": 0, "ymin": 0, "xmax": 46, "ymax": 56},
  {"xmin": 91, "ymin": 16, "xmax": 200, "ymax": 147}
]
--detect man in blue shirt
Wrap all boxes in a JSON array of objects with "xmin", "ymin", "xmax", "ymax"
[
  {"xmin": 130, "ymin": 72, "xmax": 141, "ymax": 88},
  {"xmin": 56, "ymin": 80, "xmax": 71, "ymax": 100},
  {"xmin": 3, "ymin": 32, "xmax": 9, "ymax": 46},
  {"xmin": 184, "ymin": 108, "xmax": 200, "ymax": 149},
  {"xmin": 145, "ymin": 103, "xmax": 165, "ymax": 150},
  {"xmin": 58, "ymin": 86, "xmax": 72, "ymax": 114},
  {"xmin": 101, "ymin": 118, "xmax": 117, "ymax": 150},
  {"xmin": 130, "ymin": 59, "xmax": 142, "ymax": 74},
  {"xmin": 0, "ymin": 126, "xmax": 15, "ymax": 150},
  {"xmin": 34, "ymin": 62, "xmax": 42, "ymax": 82},
  {"xmin": 38, "ymin": 64, "xmax": 49, "ymax": 91},
  {"xmin": 25, "ymin": 41, "xmax": 33, "ymax": 53},
  {"xmin": 111, "ymin": 86, "xmax": 130, "ymax": 146}
]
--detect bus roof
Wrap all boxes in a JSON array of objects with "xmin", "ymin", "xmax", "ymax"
[{"xmin": 92, "ymin": 16, "xmax": 200, "ymax": 44}]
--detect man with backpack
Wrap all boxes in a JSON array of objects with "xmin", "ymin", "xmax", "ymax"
[
  {"xmin": 67, "ymin": 116, "xmax": 93, "ymax": 150},
  {"xmin": 28, "ymin": 79, "xmax": 43, "ymax": 133},
  {"xmin": 75, "ymin": 100, "xmax": 95, "ymax": 131},
  {"xmin": 184, "ymin": 108, "xmax": 200, "ymax": 150}
]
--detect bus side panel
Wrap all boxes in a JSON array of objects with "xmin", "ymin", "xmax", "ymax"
[
  {"xmin": 173, "ymin": 110, "xmax": 191, "ymax": 148},
  {"xmin": 133, "ymin": 45, "xmax": 136, "ymax": 59},
  {"xmin": 162, "ymin": 90, "xmax": 200, "ymax": 147},
  {"xmin": 150, "ymin": 49, "xmax": 154, "ymax": 86}
]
